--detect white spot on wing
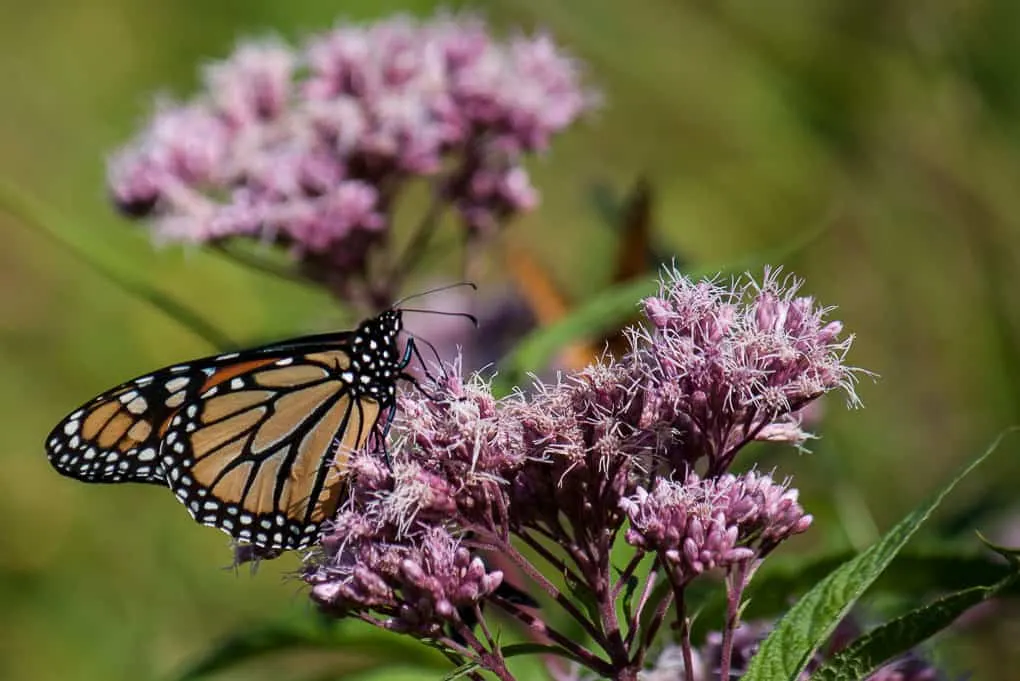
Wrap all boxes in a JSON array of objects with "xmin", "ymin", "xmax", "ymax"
[
  {"xmin": 166, "ymin": 377, "xmax": 189, "ymax": 392},
  {"xmin": 126, "ymin": 397, "xmax": 148, "ymax": 415}
]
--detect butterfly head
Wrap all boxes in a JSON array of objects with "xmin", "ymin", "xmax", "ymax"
[
  {"xmin": 350, "ymin": 309, "xmax": 410, "ymax": 401},
  {"xmin": 354, "ymin": 309, "xmax": 402, "ymax": 348}
]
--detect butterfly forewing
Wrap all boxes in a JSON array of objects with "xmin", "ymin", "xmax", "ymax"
[{"xmin": 44, "ymin": 367, "xmax": 210, "ymax": 485}]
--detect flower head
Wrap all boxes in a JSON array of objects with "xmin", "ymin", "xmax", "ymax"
[
  {"xmin": 308, "ymin": 507, "xmax": 503, "ymax": 636},
  {"xmin": 638, "ymin": 267, "xmax": 860, "ymax": 473},
  {"xmin": 621, "ymin": 471, "xmax": 811, "ymax": 582},
  {"xmin": 107, "ymin": 13, "xmax": 594, "ymax": 299}
]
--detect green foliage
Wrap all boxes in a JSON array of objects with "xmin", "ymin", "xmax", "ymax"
[
  {"xmin": 743, "ymin": 431, "xmax": 1015, "ymax": 681},
  {"xmin": 0, "ymin": 180, "xmax": 235, "ymax": 352},
  {"xmin": 440, "ymin": 644, "xmax": 572, "ymax": 681},
  {"xmin": 175, "ymin": 618, "xmax": 450, "ymax": 680},
  {"xmin": 810, "ymin": 567, "xmax": 1019, "ymax": 680},
  {"xmin": 690, "ymin": 544, "xmax": 1017, "ymax": 636}
]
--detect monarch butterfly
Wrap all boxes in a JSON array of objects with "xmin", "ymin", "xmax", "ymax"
[{"xmin": 44, "ymin": 306, "xmax": 432, "ymax": 551}]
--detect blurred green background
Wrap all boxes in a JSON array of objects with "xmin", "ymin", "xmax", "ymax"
[{"xmin": 2, "ymin": 0, "xmax": 1020, "ymax": 679}]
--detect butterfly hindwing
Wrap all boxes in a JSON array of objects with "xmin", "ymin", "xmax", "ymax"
[{"xmin": 161, "ymin": 351, "xmax": 383, "ymax": 549}]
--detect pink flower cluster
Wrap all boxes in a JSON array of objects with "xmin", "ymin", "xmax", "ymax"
[
  {"xmin": 638, "ymin": 267, "xmax": 859, "ymax": 473},
  {"xmin": 621, "ymin": 472, "xmax": 812, "ymax": 584},
  {"xmin": 304, "ymin": 269, "xmax": 860, "ymax": 678},
  {"xmin": 307, "ymin": 519, "xmax": 504, "ymax": 638},
  {"xmin": 108, "ymin": 13, "xmax": 594, "ymax": 298}
]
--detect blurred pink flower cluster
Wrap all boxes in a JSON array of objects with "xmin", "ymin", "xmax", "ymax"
[{"xmin": 108, "ymin": 13, "xmax": 595, "ymax": 304}]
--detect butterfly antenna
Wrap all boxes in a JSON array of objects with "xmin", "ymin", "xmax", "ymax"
[
  {"xmin": 392, "ymin": 281, "xmax": 477, "ymax": 308},
  {"xmin": 401, "ymin": 307, "xmax": 479, "ymax": 328}
]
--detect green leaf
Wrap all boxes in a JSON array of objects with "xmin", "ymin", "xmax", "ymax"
[
  {"xmin": 810, "ymin": 566, "xmax": 1020, "ymax": 680},
  {"xmin": 175, "ymin": 620, "xmax": 447, "ymax": 680},
  {"xmin": 438, "ymin": 643, "xmax": 575, "ymax": 680},
  {"xmin": 494, "ymin": 225, "xmax": 826, "ymax": 393},
  {"xmin": 0, "ymin": 180, "xmax": 235, "ymax": 351},
  {"xmin": 693, "ymin": 544, "xmax": 1017, "ymax": 637},
  {"xmin": 742, "ymin": 430, "xmax": 1016, "ymax": 681},
  {"xmin": 440, "ymin": 661, "xmax": 480, "ymax": 680},
  {"xmin": 564, "ymin": 571, "xmax": 603, "ymax": 625}
]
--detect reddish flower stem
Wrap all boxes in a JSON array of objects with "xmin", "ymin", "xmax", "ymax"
[
  {"xmin": 516, "ymin": 530, "xmax": 584, "ymax": 588},
  {"xmin": 451, "ymin": 618, "xmax": 515, "ymax": 681},
  {"xmin": 675, "ymin": 589, "xmax": 695, "ymax": 681},
  {"xmin": 491, "ymin": 595, "xmax": 614, "ymax": 678},
  {"xmin": 592, "ymin": 541, "xmax": 631, "ymax": 671},
  {"xmin": 719, "ymin": 561, "xmax": 753, "ymax": 681},
  {"xmin": 612, "ymin": 551, "xmax": 645, "ymax": 600},
  {"xmin": 498, "ymin": 540, "xmax": 609, "ymax": 649},
  {"xmin": 624, "ymin": 556, "xmax": 658, "ymax": 650},
  {"xmin": 635, "ymin": 564, "xmax": 673, "ymax": 667},
  {"xmin": 527, "ymin": 521, "xmax": 590, "ymax": 575}
]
